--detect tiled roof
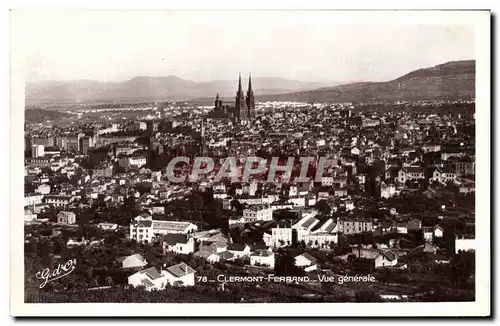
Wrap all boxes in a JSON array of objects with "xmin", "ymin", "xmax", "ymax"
[
  {"xmin": 227, "ymin": 243, "xmax": 246, "ymax": 252},
  {"xmin": 152, "ymin": 220, "xmax": 193, "ymax": 232},
  {"xmin": 133, "ymin": 220, "xmax": 153, "ymax": 228},
  {"xmin": 299, "ymin": 252, "xmax": 317, "ymax": 264},
  {"xmin": 141, "ymin": 278, "xmax": 155, "ymax": 287},
  {"xmin": 381, "ymin": 250, "xmax": 397, "ymax": 261},
  {"xmin": 165, "ymin": 262, "xmax": 195, "ymax": 278},
  {"xmin": 251, "ymin": 249, "xmax": 273, "ymax": 257},
  {"xmin": 217, "ymin": 251, "xmax": 234, "ymax": 260},
  {"xmin": 140, "ymin": 267, "xmax": 162, "ymax": 280},
  {"xmin": 163, "ymin": 234, "xmax": 189, "ymax": 245}
]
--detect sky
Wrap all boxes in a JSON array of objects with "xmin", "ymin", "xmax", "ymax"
[{"xmin": 12, "ymin": 10, "xmax": 477, "ymax": 84}]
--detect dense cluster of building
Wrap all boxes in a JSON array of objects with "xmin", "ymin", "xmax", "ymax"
[{"xmin": 24, "ymin": 90, "xmax": 476, "ymax": 298}]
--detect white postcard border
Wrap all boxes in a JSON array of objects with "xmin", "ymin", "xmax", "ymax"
[{"xmin": 9, "ymin": 8, "xmax": 491, "ymax": 317}]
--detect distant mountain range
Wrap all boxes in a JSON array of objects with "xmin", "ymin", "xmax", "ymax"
[
  {"xmin": 255, "ymin": 60, "xmax": 475, "ymax": 104},
  {"xmin": 25, "ymin": 77, "xmax": 336, "ymax": 105},
  {"xmin": 25, "ymin": 60, "xmax": 475, "ymax": 105}
]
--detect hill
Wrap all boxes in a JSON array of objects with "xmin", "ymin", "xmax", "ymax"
[
  {"xmin": 25, "ymin": 77, "xmax": 333, "ymax": 105},
  {"xmin": 256, "ymin": 60, "xmax": 475, "ymax": 103},
  {"xmin": 25, "ymin": 108, "xmax": 73, "ymax": 123},
  {"xmin": 25, "ymin": 60, "xmax": 475, "ymax": 105}
]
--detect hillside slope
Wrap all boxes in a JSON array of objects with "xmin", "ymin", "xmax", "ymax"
[{"xmin": 257, "ymin": 60, "xmax": 475, "ymax": 103}]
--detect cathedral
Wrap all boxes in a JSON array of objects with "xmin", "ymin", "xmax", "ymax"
[{"xmin": 208, "ymin": 73, "xmax": 255, "ymax": 123}]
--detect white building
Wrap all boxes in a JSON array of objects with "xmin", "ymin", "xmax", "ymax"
[
  {"xmin": 321, "ymin": 176, "xmax": 334, "ymax": 187},
  {"xmin": 455, "ymin": 235, "xmax": 475, "ymax": 254},
  {"xmin": 163, "ymin": 234, "xmax": 196, "ymax": 255},
  {"xmin": 37, "ymin": 184, "xmax": 51, "ymax": 195},
  {"xmin": 243, "ymin": 205, "xmax": 273, "ymax": 223},
  {"xmin": 161, "ymin": 262, "xmax": 196, "ymax": 287},
  {"xmin": 45, "ymin": 195, "xmax": 73, "ymax": 207},
  {"xmin": 250, "ymin": 249, "xmax": 275, "ymax": 268},
  {"xmin": 24, "ymin": 193, "xmax": 44, "ymax": 207},
  {"xmin": 57, "ymin": 211, "xmax": 76, "ymax": 225},
  {"xmin": 380, "ymin": 182, "xmax": 397, "ymax": 199},
  {"xmin": 129, "ymin": 214, "xmax": 198, "ymax": 243},
  {"xmin": 31, "ymin": 144, "xmax": 45, "ymax": 158},
  {"xmin": 98, "ymin": 223, "xmax": 119, "ymax": 231},
  {"xmin": 128, "ymin": 267, "xmax": 167, "ymax": 291},
  {"xmin": 117, "ymin": 253, "xmax": 148, "ymax": 269},
  {"xmin": 295, "ymin": 253, "xmax": 318, "ymax": 272}
]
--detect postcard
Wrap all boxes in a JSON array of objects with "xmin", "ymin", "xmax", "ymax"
[{"xmin": 10, "ymin": 9, "xmax": 491, "ymax": 317}]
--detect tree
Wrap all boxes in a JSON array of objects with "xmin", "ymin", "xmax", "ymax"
[
  {"xmin": 190, "ymin": 192, "xmax": 204, "ymax": 212},
  {"xmin": 275, "ymin": 251, "xmax": 303, "ymax": 276},
  {"xmin": 230, "ymin": 199, "xmax": 243, "ymax": 212},
  {"xmin": 314, "ymin": 200, "xmax": 331, "ymax": 214},
  {"xmin": 354, "ymin": 290, "xmax": 381, "ymax": 302},
  {"xmin": 106, "ymin": 276, "xmax": 114, "ymax": 286}
]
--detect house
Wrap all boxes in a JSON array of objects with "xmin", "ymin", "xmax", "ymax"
[
  {"xmin": 380, "ymin": 182, "xmax": 397, "ymax": 199},
  {"xmin": 130, "ymin": 215, "xmax": 198, "ymax": 243},
  {"xmin": 455, "ymin": 234, "xmax": 475, "ymax": 254},
  {"xmin": 116, "ymin": 253, "xmax": 148, "ymax": 270},
  {"xmin": 294, "ymin": 253, "xmax": 318, "ymax": 272},
  {"xmin": 161, "ymin": 262, "xmax": 196, "ymax": 287},
  {"xmin": 374, "ymin": 250, "xmax": 398, "ymax": 268},
  {"xmin": 321, "ymin": 176, "xmax": 334, "ymax": 187},
  {"xmin": 407, "ymin": 218, "xmax": 422, "ymax": 231},
  {"xmin": 337, "ymin": 218, "xmax": 372, "ymax": 235},
  {"xmin": 57, "ymin": 211, "xmax": 76, "ymax": 225},
  {"xmin": 24, "ymin": 193, "xmax": 44, "ymax": 207},
  {"xmin": 268, "ymin": 225, "xmax": 294, "ymax": 247},
  {"xmin": 119, "ymin": 155, "xmax": 147, "ymax": 169},
  {"xmin": 129, "ymin": 219, "xmax": 154, "ymax": 243},
  {"xmin": 379, "ymin": 293, "xmax": 409, "ymax": 301},
  {"xmin": 334, "ymin": 188, "xmax": 348, "ymax": 197},
  {"xmin": 345, "ymin": 200, "xmax": 355, "ymax": 211},
  {"xmin": 422, "ymin": 227, "xmax": 434, "ymax": 242},
  {"xmin": 66, "ymin": 237, "xmax": 87, "ymax": 247},
  {"xmin": 45, "ymin": 195, "xmax": 73, "ymax": 207},
  {"xmin": 459, "ymin": 182, "xmax": 475, "ymax": 194},
  {"xmin": 395, "ymin": 222, "xmax": 408, "ymax": 234},
  {"xmin": 197, "ymin": 239, "xmax": 227, "ymax": 254},
  {"xmin": 411, "ymin": 243, "xmax": 438, "ymax": 255},
  {"xmin": 128, "ymin": 267, "xmax": 167, "ymax": 291},
  {"xmin": 243, "ymin": 205, "xmax": 273, "ymax": 223},
  {"xmin": 228, "ymin": 215, "xmax": 246, "ymax": 226},
  {"xmin": 97, "ymin": 223, "xmax": 118, "ymax": 231},
  {"xmin": 455, "ymin": 159, "xmax": 475, "ymax": 176},
  {"xmin": 250, "ymin": 249, "xmax": 275, "ymax": 268},
  {"xmin": 304, "ymin": 233, "xmax": 339, "ymax": 248},
  {"xmin": 227, "ymin": 243, "xmax": 251, "ymax": 259},
  {"xmin": 217, "ymin": 250, "xmax": 235, "ymax": 261},
  {"xmin": 37, "ymin": 184, "xmax": 51, "ymax": 195},
  {"xmin": 352, "ymin": 248, "xmax": 398, "ymax": 268},
  {"xmin": 162, "ymin": 234, "xmax": 196, "ymax": 255},
  {"xmin": 193, "ymin": 250, "xmax": 221, "ymax": 263},
  {"xmin": 398, "ymin": 167, "xmax": 424, "ymax": 183},
  {"xmin": 434, "ymin": 225, "xmax": 444, "ymax": 238},
  {"xmin": 431, "ymin": 167, "xmax": 457, "ymax": 184}
]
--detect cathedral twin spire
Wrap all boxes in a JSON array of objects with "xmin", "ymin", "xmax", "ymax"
[{"xmin": 236, "ymin": 73, "xmax": 255, "ymax": 122}]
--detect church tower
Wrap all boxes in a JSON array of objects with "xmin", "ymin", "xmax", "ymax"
[
  {"xmin": 200, "ymin": 119, "xmax": 207, "ymax": 156},
  {"xmin": 214, "ymin": 93, "xmax": 220, "ymax": 110},
  {"xmin": 246, "ymin": 73, "xmax": 255, "ymax": 119},
  {"xmin": 235, "ymin": 73, "xmax": 248, "ymax": 123}
]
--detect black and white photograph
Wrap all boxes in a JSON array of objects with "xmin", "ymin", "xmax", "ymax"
[{"xmin": 9, "ymin": 8, "xmax": 491, "ymax": 317}]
